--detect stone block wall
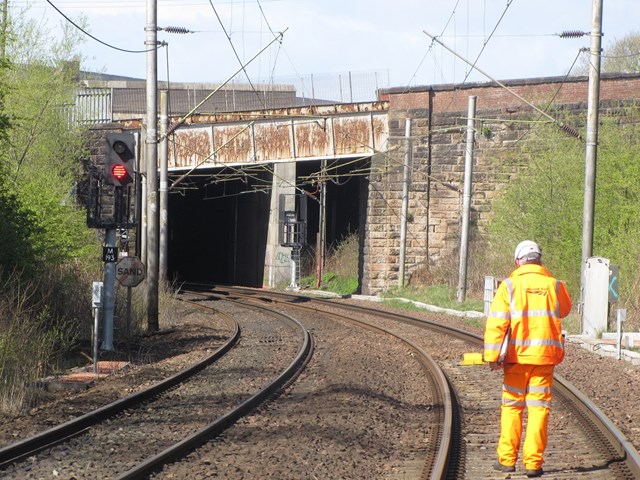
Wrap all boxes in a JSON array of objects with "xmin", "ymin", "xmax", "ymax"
[{"xmin": 361, "ymin": 73, "xmax": 640, "ymax": 295}]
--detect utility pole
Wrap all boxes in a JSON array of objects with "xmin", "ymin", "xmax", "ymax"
[
  {"xmin": 580, "ymin": 0, "xmax": 603, "ymax": 316},
  {"xmin": 316, "ymin": 159, "xmax": 327, "ymax": 288},
  {"xmin": 145, "ymin": 0, "xmax": 159, "ymax": 332},
  {"xmin": 457, "ymin": 96, "xmax": 477, "ymax": 303},
  {"xmin": 398, "ymin": 119, "xmax": 412, "ymax": 288},
  {"xmin": 159, "ymin": 90, "xmax": 169, "ymax": 284}
]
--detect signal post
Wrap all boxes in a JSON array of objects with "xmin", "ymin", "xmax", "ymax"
[{"xmin": 87, "ymin": 132, "xmax": 139, "ymax": 352}]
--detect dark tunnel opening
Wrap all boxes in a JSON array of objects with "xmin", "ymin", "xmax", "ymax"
[{"xmin": 167, "ymin": 157, "xmax": 370, "ymax": 287}]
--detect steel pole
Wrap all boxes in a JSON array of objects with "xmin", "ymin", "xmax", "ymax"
[
  {"xmin": 145, "ymin": 0, "xmax": 159, "ymax": 331},
  {"xmin": 398, "ymin": 119, "xmax": 412, "ymax": 288},
  {"xmin": 580, "ymin": 0, "xmax": 603, "ymax": 317},
  {"xmin": 159, "ymin": 90, "xmax": 168, "ymax": 284},
  {"xmin": 101, "ymin": 228, "xmax": 116, "ymax": 350},
  {"xmin": 316, "ymin": 160, "xmax": 327, "ymax": 288},
  {"xmin": 457, "ymin": 96, "xmax": 477, "ymax": 303}
]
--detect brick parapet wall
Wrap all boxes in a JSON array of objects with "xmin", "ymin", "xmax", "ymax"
[{"xmin": 361, "ymin": 74, "xmax": 640, "ymax": 295}]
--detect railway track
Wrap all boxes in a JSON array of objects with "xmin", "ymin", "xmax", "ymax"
[
  {"xmin": 0, "ymin": 294, "xmax": 312, "ymax": 479},
  {"xmin": 1, "ymin": 284, "xmax": 639, "ymax": 479},
  {"xmin": 211, "ymin": 285, "xmax": 640, "ymax": 479},
  {"xmin": 154, "ymin": 286, "xmax": 444, "ymax": 479}
]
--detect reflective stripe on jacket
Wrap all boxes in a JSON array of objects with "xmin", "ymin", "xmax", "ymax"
[{"xmin": 483, "ymin": 263, "xmax": 572, "ymax": 365}]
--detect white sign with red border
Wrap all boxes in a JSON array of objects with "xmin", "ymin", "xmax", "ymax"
[{"xmin": 116, "ymin": 256, "xmax": 146, "ymax": 287}]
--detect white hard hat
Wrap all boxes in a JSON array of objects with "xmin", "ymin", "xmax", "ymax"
[{"xmin": 514, "ymin": 240, "xmax": 541, "ymax": 260}]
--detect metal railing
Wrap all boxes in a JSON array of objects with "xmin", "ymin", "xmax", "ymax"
[{"xmin": 68, "ymin": 70, "xmax": 389, "ymax": 126}]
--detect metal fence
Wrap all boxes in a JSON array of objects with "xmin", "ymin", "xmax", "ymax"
[
  {"xmin": 69, "ymin": 70, "xmax": 389, "ymax": 126},
  {"xmin": 71, "ymin": 88, "xmax": 112, "ymax": 125},
  {"xmin": 248, "ymin": 69, "xmax": 391, "ymax": 105}
]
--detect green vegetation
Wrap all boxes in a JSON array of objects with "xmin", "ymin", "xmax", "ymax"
[
  {"xmin": 382, "ymin": 284, "xmax": 484, "ymax": 313},
  {"xmin": 486, "ymin": 111, "xmax": 640, "ymax": 320},
  {"xmin": 300, "ymin": 233, "xmax": 360, "ymax": 295},
  {"xmin": 316, "ymin": 271, "xmax": 359, "ymax": 296},
  {"xmin": 578, "ymin": 31, "xmax": 640, "ymax": 74},
  {"xmin": 0, "ymin": 10, "xmax": 104, "ymax": 412}
]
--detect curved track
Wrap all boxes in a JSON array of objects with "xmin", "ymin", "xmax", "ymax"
[
  {"xmin": 211, "ymin": 286, "xmax": 454, "ymax": 479},
  {"xmin": 0, "ymin": 295, "xmax": 312, "ymax": 480},
  {"xmin": 214, "ymin": 285, "xmax": 640, "ymax": 480}
]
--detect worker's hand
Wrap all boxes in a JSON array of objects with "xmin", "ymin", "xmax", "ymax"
[{"xmin": 489, "ymin": 361, "xmax": 503, "ymax": 371}]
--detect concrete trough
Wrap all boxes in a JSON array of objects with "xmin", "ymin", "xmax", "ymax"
[{"xmin": 40, "ymin": 361, "xmax": 129, "ymax": 392}]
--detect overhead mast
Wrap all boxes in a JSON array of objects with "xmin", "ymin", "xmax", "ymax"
[
  {"xmin": 146, "ymin": 0, "xmax": 159, "ymax": 332},
  {"xmin": 580, "ymin": 0, "xmax": 603, "ymax": 324}
]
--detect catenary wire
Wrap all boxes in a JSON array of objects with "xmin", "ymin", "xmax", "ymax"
[
  {"xmin": 403, "ymin": 0, "xmax": 462, "ymax": 90},
  {"xmin": 459, "ymin": 0, "xmax": 515, "ymax": 84},
  {"xmin": 44, "ymin": 0, "xmax": 159, "ymax": 53},
  {"xmin": 208, "ymin": 0, "xmax": 268, "ymax": 110}
]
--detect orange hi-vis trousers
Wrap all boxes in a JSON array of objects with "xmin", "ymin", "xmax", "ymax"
[{"xmin": 497, "ymin": 363, "xmax": 555, "ymax": 470}]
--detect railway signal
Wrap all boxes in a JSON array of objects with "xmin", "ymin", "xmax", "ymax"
[{"xmin": 104, "ymin": 133, "xmax": 136, "ymax": 187}]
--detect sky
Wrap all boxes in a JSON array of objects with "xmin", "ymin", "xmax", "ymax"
[{"xmin": 13, "ymin": 0, "xmax": 640, "ymax": 94}]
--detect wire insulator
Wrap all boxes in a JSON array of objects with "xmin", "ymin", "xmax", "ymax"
[
  {"xmin": 560, "ymin": 30, "xmax": 587, "ymax": 39},
  {"xmin": 561, "ymin": 124, "xmax": 582, "ymax": 139},
  {"xmin": 166, "ymin": 120, "xmax": 185, "ymax": 137},
  {"xmin": 162, "ymin": 26, "xmax": 191, "ymax": 35}
]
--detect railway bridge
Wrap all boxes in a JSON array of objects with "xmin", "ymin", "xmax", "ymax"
[
  {"xmin": 163, "ymin": 102, "xmax": 388, "ymax": 290},
  {"xmin": 89, "ymin": 72, "xmax": 640, "ymax": 294}
]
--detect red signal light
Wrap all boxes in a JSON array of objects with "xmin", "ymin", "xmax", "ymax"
[
  {"xmin": 104, "ymin": 133, "xmax": 136, "ymax": 187},
  {"xmin": 111, "ymin": 164, "xmax": 129, "ymax": 181}
]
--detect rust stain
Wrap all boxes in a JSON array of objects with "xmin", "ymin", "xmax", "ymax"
[
  {"xmin": 254, "ymin": 122, "xmax": 292, "ymax": 161},
  {"xmin": 169, "ymin": 127, "xmax": 213, "ymax": 168},
  {"xmin": 169, "ymin": 111, "xmax": 388, "ymax": 169},
  {"xmin": 214, "ymin": 125, "xmax": 252, "ymax": 163},
  {"xmin": 295, "ymin": 120, "xmax": 330, "ymax": 158},
  {"xmin": 333, "ymin": 117, "xmax": 370, "ymax": 155},
  {"xmin": 187, "ymin": 101, "xmax": 387, "ymax": 125}
]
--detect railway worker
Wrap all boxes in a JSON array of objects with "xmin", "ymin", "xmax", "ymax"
[{"xmin": 483, "ymin": 240, "xmax": 572, "ymax": 478}]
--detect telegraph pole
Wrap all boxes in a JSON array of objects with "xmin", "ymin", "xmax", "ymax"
[
  {"xmin": 159, "ymin": 90, "xmax": 169, "ymax": 283},
  {"xmin": 457, "ymin": 96, "xmax": 477, "ymax": 303},
  {"xmin": 145, "ymin": 0, "xmax": 159, "ymax": 332},
  {"xmin": 580, "ymin": 0, "xmax": 603, "ymax": 314}
]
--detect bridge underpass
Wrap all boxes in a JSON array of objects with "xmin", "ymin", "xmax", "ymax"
[
  {"xmin": 167, "ymin": 156, "xmax": 372, "ymax": 288},
  {"xmin": 164, "ymin": 105, "xmax": 387, "ymax": 289}
]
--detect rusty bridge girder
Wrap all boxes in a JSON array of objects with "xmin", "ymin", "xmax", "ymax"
[{"xmin": 167, "ymin": 103, "xmax": 389, "ymax": 170}]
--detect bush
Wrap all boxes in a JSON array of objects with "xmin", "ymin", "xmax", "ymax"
[
  {"xmin": 301, "ymin": 232, "xmax": 360, "ymax": 295},
  {"xmin": 486, "ymin": 112, "xmax": 640, "ymax": 331},
  {"xmin": 0, "ymin": 271, "xmax": 78, "ymax": 413}
]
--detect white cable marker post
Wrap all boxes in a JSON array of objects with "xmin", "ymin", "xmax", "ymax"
[{"xmin": 91, "ymin": 282, "xmax": 103, "ymax": 373}]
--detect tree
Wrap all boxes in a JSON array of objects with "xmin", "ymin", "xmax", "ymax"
[
  {"xmin": 576, "ymin": 31, "xmax": 640, "ymax": 75},
  {"xmin": 487, "ymin": 110, "xmax": 640, "ymax": 304},
  {"xmin": 0, "ymin": 9, "xmax": 101, "ymax": 412},
  {"xmin": 601, "ymin": 31, "xmax": 640, "ymax": 73},
  {"xmin": 0, "ymin": 10, "xmax": 98, "ymax": 271}
]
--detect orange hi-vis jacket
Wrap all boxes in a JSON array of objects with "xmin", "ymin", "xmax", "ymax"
[{"xmin": 484, "ymin": 263, "xmax": 572, "ymax": 365}]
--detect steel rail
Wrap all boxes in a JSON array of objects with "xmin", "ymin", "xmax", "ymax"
[
  {"xmin": 297, "ymin": 303, "xmax": 453, "ymax": 480},
  {"xmin": 0, "ymin": 304, "xmax": 239, "ymax": 470},
  {"xmin": 204, "ymin": 286, "xmax": 454, "ymax": 480},
  {"xmin": 318, "ymin": 295, "xmax": 640, "ymax": 479},
  {"xmin": 553, "ymin": 374, "xmax": 640, "ymax": 479},
  {"xmin": 219, "ymin": 285, "xmax": 640, "ymax": 480},
  {"xmin": 115, "ymin": 290, "xmax": 314, "ymax": 480}
]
